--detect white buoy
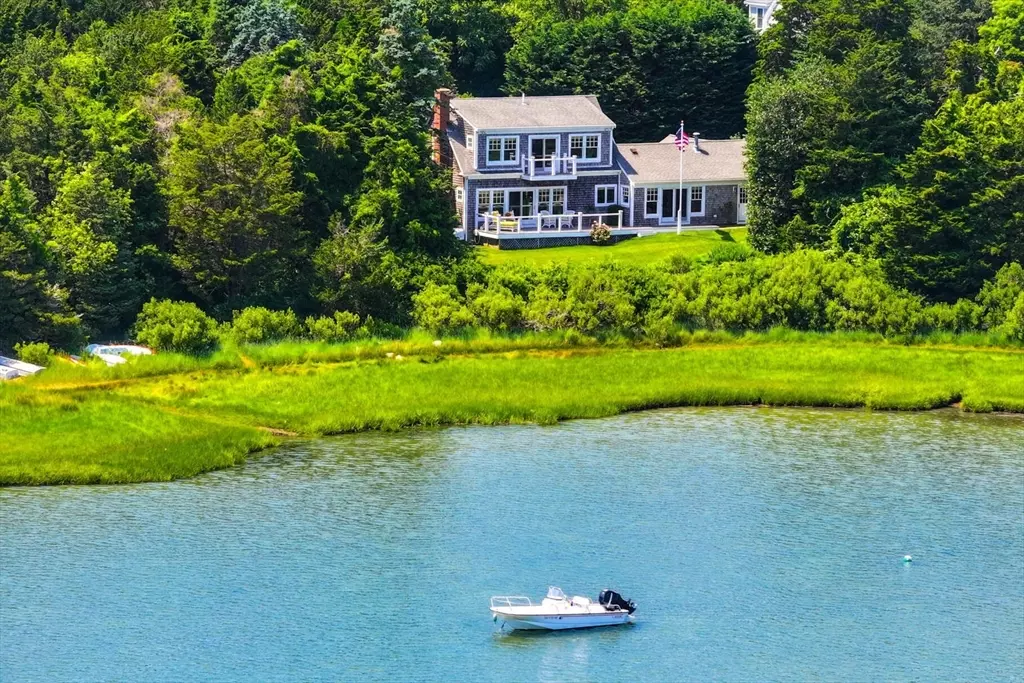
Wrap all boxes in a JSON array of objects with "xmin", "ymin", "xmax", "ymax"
[{"xmin": 902, "ymin": 554, "xmax": 913, "ymax": 563}]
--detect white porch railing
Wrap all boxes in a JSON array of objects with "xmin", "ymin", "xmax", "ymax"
[
  {"xmin": 521, "ymin": 155, "xmax": 578, "ymax": 179},
  {"xmin": 478, "ymin": 211, "xmax": 625, "ymax": 234}
]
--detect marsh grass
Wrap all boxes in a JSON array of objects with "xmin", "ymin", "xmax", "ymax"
[
  {"xmin": 5, "ymin": 334, "xmax": 1021, "ymax": 486},
  {"xmin": 0, "ymin": 383, "xmax": 276, "ymax": 486}
]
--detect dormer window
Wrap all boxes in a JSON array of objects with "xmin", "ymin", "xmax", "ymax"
[
  {"xmin": 488, "ymin": 136, "xmax": 518, "ymax": 164},
  {"xmin": 751, "ymin": 6, "xmax": 765, "ymax": 29},
  {"xmin": 570, "ymin": 134, "xmax": 600, "ymax": 161}
]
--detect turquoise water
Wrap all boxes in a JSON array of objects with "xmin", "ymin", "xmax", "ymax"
[{"xmin": 2, "ymin": 408, "xmax": 1022, "ymax": 681}]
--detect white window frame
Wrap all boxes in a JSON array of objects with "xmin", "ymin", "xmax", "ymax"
[
  {"xmin": 569, "ymin": 134, "xmax": 601, "ymax": 163},
  {"xmin": 689, "ymin": 185, "xmax": 705, "ymax": 216},
  {"xmin": 476, "ymin": 188, "xmax": 507, "ymax": 215},
  {"xmin": 455, "ymin": 187, "xmax": 464, "ymax": 203},
  {"xmin": 487, "ymin": 136, "xmax": 519, "ymax": 166},
  {"xmin": 537, "ymin": 187, "xmax": 566, "ymax": 215},
  {"xmin": 752, "ymin": 6, "xmax": 765, "ymax": 29},
  {"xmin": 595, "ymin": 185, "xmax": 617, "ymax": 207},
  {"xmin": 527, "ymin": 134, "xmax": 560, "ymax": 163},
  {"xmin": 466, "ymin": 134, "xmax": 475, "ymax": 152},
  {"xmin": 738, "ymin": 185, "xmax": 749, "ymax": 204},
  {"xmin": 476, "ymin": 186, "xmax": 568, "ymax": 218},
  {"xmin": 644, "ymin": 188, "xmax": 659, "ymax": 218},
  {"xmin": 620, "ymin": 185, "xmax": 630, "ymax": 207}
]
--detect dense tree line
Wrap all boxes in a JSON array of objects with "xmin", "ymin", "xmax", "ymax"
[
  {"xmin": 0, "ymin": 0, "xmax": 462, "ymax": 350},
  {"xmin": 2, "ymin": 0, "xmax": 1020, "ymax": 354},
  {"xmin": 746, "ymin": 0, "xmax": 1022, "ymax": 300}
]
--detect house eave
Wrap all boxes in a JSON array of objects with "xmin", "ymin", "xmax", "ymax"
[{"xmin": 474, "ymin": 125, "xmax": 615, "ymax": 135}]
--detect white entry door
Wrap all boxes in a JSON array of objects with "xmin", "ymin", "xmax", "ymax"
[{"xmin": 737, "ymin": 186, "xmax": 748, "ymax": 224}]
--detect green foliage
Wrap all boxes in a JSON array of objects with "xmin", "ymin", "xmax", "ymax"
[
  {"xmin": 412, "ymin": 282, "xmax": 476, "ymax": 332},
  {"xmin": 0, "ymin": 176, "xmax": 84, "ymax": 350},
  {"xmin": 226, "ymin": 306, "xmax": 302, "ymax": 344},
  {"xmin": 133, "ymin": 298, "xmax": 220, "ymax": 354},
  {"xmin": 976, "ymin": 262, "xmax": 1024, "ymax": 329},
  {"xmin": 14, "ymin": 341, "xmax": 55, "ymax": 367},
  {"xmin": 166, "ymin": 114, "xmax": 306, "ymax": 314},
  {"xmin": 655, "ymin": 250, "xmax": 932, "ymax": 336},
  {"xmin": 305, "ymin": 310, "xmax": 361, "ymax": 341},
  {"xmin": 699, "ymin": 242, "xmax": 755, "ymax": 265},
  {"xmin": 746, "ymin": 0, "xmax": 932, "ymax": 251},
  {"xmin": 424, "ymin": 0, "xmax": 512, "ymax": 95},
  {"xmin": 833, "ymin": 0, "xmax": 1024, "ymax": 300},
  {"xmin": 41, "ymin": 163, "xmax": 142, "ymax": 336},
  {"xmin": 225, "ymin": 0, "xmax": 301, "ymax": 67},
  {"xmin": 505, "ymin": 0, "xmax": 756, "ymax": 140}
]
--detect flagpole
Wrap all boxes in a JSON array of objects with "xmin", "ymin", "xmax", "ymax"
[{"xmin": 677, "ymin": 120, "xmax": 684, "ymax": 235}]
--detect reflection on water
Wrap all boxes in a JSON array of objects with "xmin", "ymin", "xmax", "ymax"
[{"xmin": 1, "ymin": 408, "xmax": 1022, "ymax": 682}]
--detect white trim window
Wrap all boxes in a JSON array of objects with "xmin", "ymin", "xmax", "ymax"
[
  {"xmin": 739, "ymin": 186, "xmax": 749, "ymax": 204},
  {"xmin": 595, "ymin": 185, "xmax": 617, "ymax": 207},
  {"xmin": 455, "ymin": 187, "xmax": 464, "ymax": 203},
  {"xmin": 570, "ymin": 134, "xmax": 601, "ymax": 161},
  {"xmin": 689, "ymin": 185, "xmax": 705, "ymax": 216},
  {"xmin": 487, "ymin": 136, "xmax": 518, "ymax": 165},
  {"xmin": 537, "ymin": 187, "xmax": 566, "ymax": 215},
  {"xmin": 751, "ymin": 6, "xmax": 765, "ymax": 29},
  {"xmin": 466, "ymin": 134, "xmax": 475, "ymax": 151},
  {"xmin": 620, "ymin": 186, "xmax": 631, "ymax": 207},
  {"xmin": 477, "ymin": 189, "xmax": 506, "ymax": 214},
  {"xmin": 644, "ymin": 188, "xmax": 659, "ymax": 217}
]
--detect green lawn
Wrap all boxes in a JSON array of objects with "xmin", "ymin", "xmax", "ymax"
[
  {"xmin": 2, "ymin": 333, "xmax": 1020, "ymax": 486},
  {"xmin": 476, "ymin": 227, "xmax": 748, "ymax": 266}
]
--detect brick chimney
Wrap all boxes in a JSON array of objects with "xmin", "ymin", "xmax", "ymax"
[{"xmin": 432, "ymin": 88, "xmax": 453, "ymax": 166}]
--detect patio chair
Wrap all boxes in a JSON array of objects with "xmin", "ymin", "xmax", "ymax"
[{"xmin": 539, "ymin": 210, "xmax": 557, "ymax": 231}]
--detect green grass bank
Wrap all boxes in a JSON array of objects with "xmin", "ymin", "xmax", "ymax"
[
  {"xmin": 476, "ymin": 227, "xmax": 748, "ymax": 266},
  {"xmin": 2, "ymin": 334, "xmax": 1021, "ymax": 486}
]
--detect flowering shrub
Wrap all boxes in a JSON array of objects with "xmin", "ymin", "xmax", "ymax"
[{"xmin": 590, "ymin": 222, "xmax": 611, "ymax": 244}]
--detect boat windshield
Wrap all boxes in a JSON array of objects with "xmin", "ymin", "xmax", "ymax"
[{"xmin": 546, "ymin": 586, "xmax": 567, "ymax": 601}]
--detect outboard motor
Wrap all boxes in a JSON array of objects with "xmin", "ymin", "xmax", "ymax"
[{"xmin": 598, "ymin": 589, "xmax": 636, "ymax": 614}]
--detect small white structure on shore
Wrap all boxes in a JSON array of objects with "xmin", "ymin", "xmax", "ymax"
[
  {"xmin": 85, "ymin": 344, "xmax": 153, "ymax": 366},
  {"xmin": 0, "ymin": 356, "xmax": 45, "ymax": 380}
]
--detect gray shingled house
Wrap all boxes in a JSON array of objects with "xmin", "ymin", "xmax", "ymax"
[{"xmin": 431, "ymin": 89, "xmax": 748, "ymax": 249}]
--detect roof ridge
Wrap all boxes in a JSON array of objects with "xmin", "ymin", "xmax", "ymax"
[{"xmin": 452, "ymin": 94, "xmax": 600, "ymax": 101}]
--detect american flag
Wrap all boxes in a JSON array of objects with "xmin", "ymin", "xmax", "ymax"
[{"xmin": 675, "ymin": 128, "xmax": 689, "ymax": 150}]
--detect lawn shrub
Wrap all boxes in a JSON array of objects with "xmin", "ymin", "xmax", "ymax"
[
  {"xmin": 133, "ymin": 299, "xmax": 219, "ymax": 354},
  {"xmin": 305, "ymin": 311, "xmax": 361, "ymax": 342},
  {"xmin": 14, "ymin": 341, "xmax": 54, "ymax": 366},
  {"xmin": 699, "ymin": 242, "xmax": 754, "ymax": 264},
  {"xmin": 469, "ymin": 284, "xmax": 525, "ymax": 331},
  {"xmin": 227, "ymin": 307, "xmax": 301, "ymax": 344}
]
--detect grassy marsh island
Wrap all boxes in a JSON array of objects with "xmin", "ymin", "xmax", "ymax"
[{"xmin": 3, "ymin": 332, "xmax": 1021, "ymax": 486}]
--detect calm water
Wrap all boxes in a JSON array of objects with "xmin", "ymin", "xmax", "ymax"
[{"xmin": 2, "ymin": 408, "xmax": 1023, "ymax": 681}]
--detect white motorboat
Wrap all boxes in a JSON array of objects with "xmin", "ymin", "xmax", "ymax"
[{"xmin": 490, "ymin": 586, "xmax": 636, "ymax": 631}]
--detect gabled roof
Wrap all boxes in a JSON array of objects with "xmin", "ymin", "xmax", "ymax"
[
  {"xmin": 616, "ymin": 139, "xmax": 747, "ymax": 184},
  {"xmin": 451, "ymin": 95, "xmax": 615, "ymax": 130}
]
